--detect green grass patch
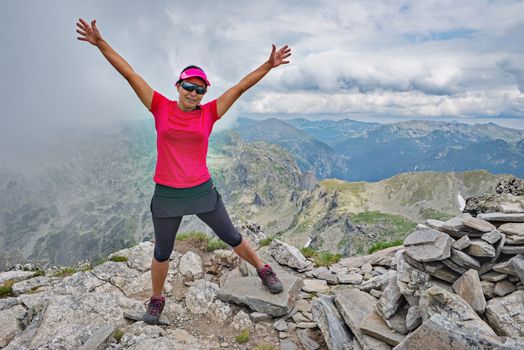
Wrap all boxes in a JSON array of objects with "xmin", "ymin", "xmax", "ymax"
[
  {"xmin": 33, "ymin": 269, "xmax": 46, "ymax": 277},
  {"xmin": 176, "ymin": 231, "xmax": 209, "ymax": 242},
  {"xmin": 368, "ymin": 239, "xmax": 404, "ymax": 254},
  {"xmin": 314, "ymin": 251, "xmax": 342, "ymax": 267},
  {"xmin": 253, "ymin": 343, "xmax": 277, "ymax": 350},
  {"xmin": 110, "ymin": 255, "xmax": 128, "ymax": 262},
  {"xmin": 300, "ymin": 247, "xmax": 316, "ymax": 258},
  {"xmin": 52, "ymin": 267, "xmax": 77, "ymax": 277},
  {"xmin": 235, "ymin": 328, "xmax": 250, "ymax": 343},
  {"xmin": 93, "ymin": 256, "xmax": 108, "ymax": 266},
  {"xmin": 206, "ymin": 238, "xmax": 229, "ymax": 252},
  {"xmin": 0, "ymin": 279, "xmax": 16, "ymax": 298},
  {"xmin": 418, "ymin": 208, "xmax": 454, "ymax": 221},
  {"xmin": 113, "ymin": 328, "xmax": 125, "ymax": 343},
  {"xmin": 259, "ymin": 236, "xmax": 274, "ymax": 247}
]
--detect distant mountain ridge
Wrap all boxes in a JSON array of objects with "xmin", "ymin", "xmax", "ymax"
[{"xmin": 234, "ymin": 117, "xmax": 524, "ymax": 181}]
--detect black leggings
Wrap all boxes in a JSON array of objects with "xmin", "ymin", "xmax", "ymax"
[{"xmin": 151, "ymin": 196, "xmax": 243, "ymax": 262}]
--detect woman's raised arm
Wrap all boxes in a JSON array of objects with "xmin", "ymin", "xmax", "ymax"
[
  {"xmin": 76, "ymin": 18, "xmax": 154, "ymax": 110},
  {"xmin": 216, "ymin": 44, "xmax": 291, "ymax": 118}
]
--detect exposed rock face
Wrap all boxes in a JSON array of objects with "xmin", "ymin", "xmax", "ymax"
[{"xmin": 485, "ymin": 290, "xmax": 524, "ymax": 338}]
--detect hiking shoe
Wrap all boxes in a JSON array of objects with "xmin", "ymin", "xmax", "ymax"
[
  {"xmin": 143, "ymin": 295, "xmax": 165, "ymax": 325},
  {"xmin": 257, "ymin": 264, "xmax": 284, "ymax": 294}
]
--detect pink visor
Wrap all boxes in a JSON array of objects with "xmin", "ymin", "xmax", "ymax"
[{"xmin": 178, "ymin": 68, "xmax": 211, "ymax": 86}]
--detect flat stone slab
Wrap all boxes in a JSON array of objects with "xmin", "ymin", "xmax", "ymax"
[
  {"xmin": 493, "ymin": 254, "xmax": 524, "ymax": 281},
  {"xmin": 501, "ymin": 245, "xmax": 524, "ymax": 254},
  {"xmin": 333, "ymin": 287, "xmax": 392, "ymax": 350},
  {"xmin": 494, "ymin": 280, "xmax": 516, "ymax": 297},
  {"xmin": 481, "ymin": 230, "xmax": 502, "ymax": 244},
  {"xmin": 450, "ymin": 249, "xmax": 481, "ymax": 270},
  {"xmin": 337, "ymin": 272, "xmax": 363, "ymax": 285},
  {"xmin": 466, "ymin": 239, "xmax": 496, "ymax": 258},
  {"xmin": 452, "ymin": 269, "xmax": 486, "ymax": 313},
  {"xmin": 123, "ymin": 310, "xmax": 171, "ymax": 325},
  {"xmin": 480, "ymin": 271, "xmax": 507, "ymax": 282},
  {"xmin": 424, "ymin": 219, "xmax": 444, "ymax": 230},
  {"xmin": 404, "ymin": 228, "xmax": 453, "ymax": 262},
  {"xmin": 462, "ymin": 217, "xmax": 496, "ymax": 233},
  {"xmin": 302, "ymin": 279, "xmax": 330, "ymax": 293},
  {"xmin": 360, "ymin": 311, "xmax": 405, "ymax": 346},
  {"xmin": 477, "ymin": 212, "xmax": 524, "ymax": 222},
  {"xmin": 506, "ymin": 235, "xmax": 524, "ymax": 245},
  {"xmin": 311, "ymin": 296, "xmax": 353, "ymax": 350},
  {"xmin": 499, "ymin": 223, "xmax": 524, "ymax": 236},
  {"xmin": 452, "ymin": 236, "xmax": 471, "ymax": 250},
  {"xmin": 217, "ymin": 270, "xmax": 302, "ymax": 317}
]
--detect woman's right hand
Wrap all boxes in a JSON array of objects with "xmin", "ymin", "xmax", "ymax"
[{"xmin": 76, "ymin": 18, "xmax": 102, "ymax": 46}]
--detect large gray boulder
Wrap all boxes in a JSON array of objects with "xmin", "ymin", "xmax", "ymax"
[
  {"xmin": 268, "ymin": 239, "xmax": 310, "ymax": 270},
  {"xmin": 217, "ymin": 267, "xmax": 302, "ymax": 316},
  {"xmin": 485, "ymin": 290, "xmax": 524, "ymax": 339},
  {"xmin": 419, "ymin": 286, "xmax": 496, "ymax": 336},
  {"xmin": 311, "ymin": 296, "xmax": 353, "ymax": 350},
  {"xmin": 394, "ymin": 313, "xmax": 522, "ymax": 350}
]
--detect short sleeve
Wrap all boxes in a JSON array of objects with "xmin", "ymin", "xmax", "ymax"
[
  {"xmin": 202, "ymin": 99, "xmax": 219, "ymax": 124},
  {"xmin": 150, "ymin": 91, "xmax": 170, "ymax": 116}
]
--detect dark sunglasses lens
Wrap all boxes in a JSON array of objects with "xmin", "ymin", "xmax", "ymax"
[{"xmin": 182, "ymin": 82, "xmax": 206, "ymax": 94}]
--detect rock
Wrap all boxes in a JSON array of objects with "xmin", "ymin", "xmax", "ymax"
[
  {"xmin": 292, "ymin": 312, "xmax": 310, "ymax": 323},
  {"xmin": 178, "ymin": 251, "xmax": 203, "ymax": 278},
  {"xmin": 337, "ymin": 272, "xmax": 363, "ymax": 285},
  {"xmin": 499, "ymin": 223, "xmax": 524, "ymax": 236},
  {"xmin": 466, "ymin": 239, "xmax": 496, "ymax": 258},
  {"xmin": 480, "ymin": 271, "xmax": 508, "ymax": 282},
  {"xmin": 217, "ymin": 268, "xmax": 302, "ymax": 316},
  {"xmin": 312, "ymin": 267, "xmax": 338, "ymax": 285},
  {"xmin": 423, "ymin": 261, "xmax": 459, "ymax": 283},
  {"xmin": 280, "ymin": 338, "xmax": 298, "ymax": 350},
  {"xmin": 268, "ymin": 239, "xmax": 310, "ymax": 270},
  {"xmin": 505, "ymin": 234, "xmax": 524, "ymax": 244},
  {"xmin": 0, "ymin": 305, "xmax": 26, "ymax": 347},
  {"xmin": 449, "ymin": 248, "xmax": 481, "ymax": 270},
  {"xmin": 480, "ymin": 280, "xmax": 496, "ymax": 299},
  {"xmin": 394, "ymin": 313, "xmax": 507, "ymax": 350},
  {"xmin": 232, "ymin": 310, "xmax": 254, "ymax": 331},
  {"xmin": 358, "ymin": 271, "xmax": 392, "ymax": 292},
  {"xmin": 311, "ymin": 296, "xmax": 353, "ymax": 350},
  {"xmin": 273, "ymin": 319, "xmax": 288, "ymax": 332},
  {"xmin": 476, "ymin": 212, "xmax": 524, "ymax": 222},
  {"xmin": 302, "ymin": 279, "xmax": 330, "ymax": 293},
  {"xmin": 333, "ymin": 287, "xmax": 392, "ymax": 350},
  {"xmin": 212, "ymin": 249, "xmax": 238, "ymax": 267},
  {"xmin": 493, "ymin": 254, "xmax": 524, "ymax": 282},
  {"xmin": 463, "ymin": 217, "xmax": 496, "ymax": 233},
  {"xmin": 485, "ymin": 290, "xmax": 524, "ymax": 338},
  {"xmin": 424, "ymin": 219, "xmax": 444, "ymax": 230},
  {"xmin": 295, "ymin": 299, "xmax": 311, "ymax": 313},
  {"xmin": 361, "ymin": 263, "xmax": 373, "ymax": 274},
  {"xmin": 403, "ymin": 228, "xmax": 453, "ymax": 262},
  {"xmin": 185, "ymin": 279, "xmax": 219, "ymax": 315},
  {"xmin": 452, "ymin": 236, "xmax": 471, "ymax": 250},
  {"xmin": 418, "ymin": 286, "xmax": 496, "ymax": 336},
  {"xmin": 441, "ymin": 217, "xmax": 472, "ymax": 238},
  {"xmin": 491, "ymin": 233, "xmax": 506, "ymax": 263},
  {"xmin": 297, "ymin": 329, "xmax": 320, "ymax": 350},
  {"xmin": 208, "ymin": 299, "xmax": 231, "ymax": 322},
  {"xmin": 381, "ymin": 305, "xmax": 409, "ymax": 335},
  {"xmin": 406, "ymin": 305, "xmax": 422, "ymax": 331},
  {"xmin": 11, "ymin": 276, "xmax": 50, "ymax": 296},
  {"xmin": 369, "ymin": 289, "xmax": 382, "ymax": 298},
  {"xmin": 125, "ymin": 241, "xmax": 155, "ymax": 272},
  {"xmin": 441, "ymin": 259, "xmax": 468, "ymax": 274},
  {"xmin": 452, "ymin": 269, "xmax": 486, "ymax": 313},
  {"xmin": 359, "ymin": 311, "xmax": 405, "ymax": 346},
  {"xmin": 340, "ymin": 246, "xmax": 402, "ymax": 269},
  {"xmin": 376, "ymin": 271, "xmax": 402, "ymax": 320},
  {"xmin": 502, "ymin": 245, "xmax": 524, "ymax": 254},
  {"xmin": 78, "ymin": 325, "xmax": 115, "ymax": 350},
  {"xmin": 250, "ymin": 312, "xmax": 272, "ymax": 322},
  {"xmin": 396, "ymin": 251, "xmax": 430, "ymax": 306},
  {"xmin": 481, "ymin": 230, "xmax": 502, "ymax": 244},
  {"xmin": 494, "ymin": 280, "xmax": 516, "ymax": 297},
  {"xmin": 296, "ymin": 322, "xmax": 317, "ymax": 328},
  {"xmin": 0, "ymin": 270, "xmax": 36, "ymax": 285}
]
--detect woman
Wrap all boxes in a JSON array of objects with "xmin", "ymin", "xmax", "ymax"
[{"xmin": 76, "ymin": 18, "xmax": 291, "ymax": 325}]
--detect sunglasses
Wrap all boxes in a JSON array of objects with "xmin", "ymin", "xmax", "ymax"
[{"xmin": 180, "ymin": 81, "xmax": 207, "ymax": 95}]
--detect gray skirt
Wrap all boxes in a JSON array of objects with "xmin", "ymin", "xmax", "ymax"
[{"xmin": 150, "ymin": 179, "xmax": 222, "ymax": 218}]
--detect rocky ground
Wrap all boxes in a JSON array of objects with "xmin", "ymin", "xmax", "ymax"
[{"xmin": 1, "ymin": 178, "xmax": 524, "ymax": 349}]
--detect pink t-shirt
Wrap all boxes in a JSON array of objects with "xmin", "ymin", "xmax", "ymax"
[{"xmin": 149, "ymin": 91, "xmax": 220, "ymax": 188}]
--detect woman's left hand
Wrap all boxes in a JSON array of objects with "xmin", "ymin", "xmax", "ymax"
[{"xmin": 267, "ymin": 44, "xmax": 291, "ymax": 68}]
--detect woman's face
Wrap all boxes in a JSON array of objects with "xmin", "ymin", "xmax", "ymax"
[{"xmin": 177, "ymin": 77, "xmax": 207, "ymax": 111}]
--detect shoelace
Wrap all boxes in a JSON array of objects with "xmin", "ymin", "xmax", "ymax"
[
  {"xmin": 145, "ymin": 298, "xmax": 164, "ymax": 316},
  {"xmin": 260, "ymin": 266, "xmax": 278, "ymax": 284}
]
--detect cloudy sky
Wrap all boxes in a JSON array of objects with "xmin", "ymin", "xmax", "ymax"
[{"xmin": 1, "ymin": 0, "xmax": 524, "ymax": 150}]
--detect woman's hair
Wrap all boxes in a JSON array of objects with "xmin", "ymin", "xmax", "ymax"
[{"xmin": 176, "ymin": 65, "xmax": 205, "ymax": 85}]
